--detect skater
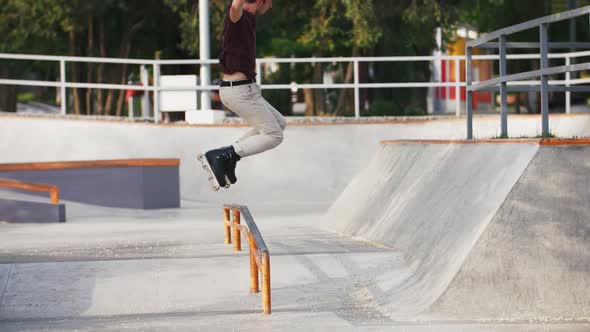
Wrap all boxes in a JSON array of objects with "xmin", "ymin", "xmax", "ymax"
[{"xmin": 199, "ymin": 0, "xmax": 286, "ymax": 191}]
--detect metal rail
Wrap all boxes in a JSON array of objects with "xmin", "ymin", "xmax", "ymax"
[
  {"xmin": 0, "ymin": 178, "xmax": 59, "ymax": 204},
  {"xmin": 466, "ymin": 6, "xmax": 590, "ymax": 139},
  {"xmin": 467, "ymin": 6, "xmax": 590, "ymax": 48},
  {"xmin": 2, "ymin": 51, "xmax": 589, "ymax": 122},
  {"xmin": 222, "ymin": 204, "xmax": 271, "ymax": 314}
]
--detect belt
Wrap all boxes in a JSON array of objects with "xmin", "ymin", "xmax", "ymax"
[{"xmin": 220, "ymin": 78, "xmax": 256, "ymax": 87}]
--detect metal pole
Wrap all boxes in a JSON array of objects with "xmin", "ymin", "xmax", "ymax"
[
  {"xmin": 455, "ymin": 58, "xmax": 461, "ymax": 117},
  {"xmin": 499, "ymin": 34, "xmax": 508, "ymax": 137},
  {"xmin": 60, "ymin": 60, "xmax": 66, "ymax": 115},
  {"xmin": 256, "ymin": 62, "xmax": 262, "ymax": 85},
  {"xmin": 354, "ymin": 60, "xmax": 360, "ymax": 118},
  {"xmin": 233, "ymin": 210, "xmax": 241, "ymax": 251},
  {"xmin": 566, "ymin": 56, "xmax": 571, "ymax": 114},
  {"xmin": 153, "ymin": 63, "xmax": 160, "ymax": 123},
  {"xmin": 569, "ymin": 0, "xmax": 577, "ymax": 47},
  {"xmin": 466, "ymin": 47, "xmax": 473, "ymax": 139},
  {"xmin": 249, "ymin": 234, "xmax": 259, "ymax": 293},
  {"xmin": 223, "ymin": 208, "xmax": 231, "ymax": 244},
  {"xmin": 128, "ymin": 97, "xmax": 134, "ymax": 119},
  {"xmin": 569, "ymin": 0, "xmax": 577, "ymax": 80},
  {"xmin": 540, "ymin": 24, "xmax": 550, "ymax": 136},
  {"xmin": 199, "ymin": 0, "xmax": 212, "ymax": 111},
  {"xmin": 140, "ymin": 65, "xmax": 150, "ymax": 119},
  {"xmin": 262, "ymin": 252, "xmax": 271, "ymax": 314}
]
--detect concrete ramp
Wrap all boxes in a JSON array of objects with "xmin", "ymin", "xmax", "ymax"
[
  {"xmin": 423, "ymin": 143, "xmax": 590, "ymax": 322},
  {"xmin": 324, "ymin": 139, "xmax": 590, "ymax": 321}
]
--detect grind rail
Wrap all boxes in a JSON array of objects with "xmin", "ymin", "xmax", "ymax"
[{"xmin": 223, "ymin": 204, "xmax": 271, "ymax": 314}]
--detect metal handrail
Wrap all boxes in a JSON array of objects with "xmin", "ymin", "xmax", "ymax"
[
  {"xmin": 222, "ymin": 204, "xmax": 271, "ymax": 314},
  {"xmin": 466, "ymin": 6, "xmax": 590, "ymax": 139},
  {"xmin": 469, "ymin": 62, "xmax": 590, "ymax": 91},
  {"xmin": 2, "ymin": 51, "xmax": 590, "ymax": 121},
  {"xmin": 0, "ymin": 178, "xmax": 60, "ymax": 204},
  {"xmin": 468, "ymin": 6, "xmax": 590, "ymax": 48}
]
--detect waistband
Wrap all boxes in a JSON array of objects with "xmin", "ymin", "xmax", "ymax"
[{"xmin": 219, "ymin": 78, "xmax": 256, "ymax": 87}]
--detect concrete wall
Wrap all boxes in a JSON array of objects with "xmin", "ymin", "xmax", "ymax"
[{"xmin": 1, "ymin": 114, "xmax": 588, "ymax": 212}]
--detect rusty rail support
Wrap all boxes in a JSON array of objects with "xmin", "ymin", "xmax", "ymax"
[
  {"xmin": 223, "ymin": 208, "xmax": 231, "ymax": 244},
  {"xmin": 223, "ymin": 204, "xmax": 271, "ymax": 314},
  {"xmin": 262, "ymin": 251, "xmax": 271, "ymax": 313},
  {"xmin": 249, "ymin": 234, "xmax": 259, "ymax": 293},
  {"xmin": 233, "ymin": 209, "xmax": 241, "ymax": 251}
]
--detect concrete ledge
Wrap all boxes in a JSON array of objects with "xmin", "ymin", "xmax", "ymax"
[
  {"xmin": 0, "ymin": 159, "xmax": 180, "ymax": 209},
  {"xmin": 0, "ymin": 198, "xmax": 65, "ymax": 223},
  {"xmin": 381, "ymin": 138, "xmax": 590, "ymax": 145}
]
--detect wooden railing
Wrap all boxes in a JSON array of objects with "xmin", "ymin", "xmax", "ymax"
[
  {"xmin": 0, "ymin": 178, "xmax": 60, "ymax": 204},
  {"xmin": 223, "ymin": 204, "xmax": 271, "ymax": 314}
]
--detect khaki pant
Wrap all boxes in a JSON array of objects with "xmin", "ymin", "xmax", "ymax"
[{"xmin": 220, "ymin": 83, "xmax": 286, "ymax": 158}]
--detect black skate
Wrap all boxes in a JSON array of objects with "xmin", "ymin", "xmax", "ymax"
[{"xmin": 197, "ymin": 146, "xmax": 241, "ymax": 191}]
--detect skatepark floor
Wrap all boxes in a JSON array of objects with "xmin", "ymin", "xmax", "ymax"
[{"xmin": 0, "ymin": 193, "xmax": 588, "ymax": 331}]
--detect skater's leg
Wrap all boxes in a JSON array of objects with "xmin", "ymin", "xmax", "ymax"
[
  {"xmin": 221, "ymin": 84, "xmax": 285, "ymax": 157},
  {"xmin": 261, "ymin": 97, "xmax": 287, "ymax": 131},
  {"xmin": 237, "ymin": 128, "xmax": 260, "ymax": 142},
  {"xmin": 235, "ymin": 99, "xmax": 286, "ymax": 142}
]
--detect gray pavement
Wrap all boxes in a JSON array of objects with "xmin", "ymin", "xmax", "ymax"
[{"xmin": 1, "ymin": 200, "xmax": 588, "ymax": 331}]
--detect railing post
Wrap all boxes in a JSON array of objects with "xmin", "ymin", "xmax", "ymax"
[
  {"xmin": 262, "ymin": 251, "xmax": 271, "ymax": 314},
  {"xmin": 49, "ymin": 187, "xmax": 59, "ymax": 204},
  {"xmin": 455, "ymin": 57, "xmax": 461, "ymax": 117},
  {"xmin": 256, "ymin": 61, "xmax": 263, "ymax": 85},
  {"xmin": 153, "ymin": 62, "xmax": 161, "ymax": 123},
  {"xmin": 566, "ymin": 55, "xmax": 571, "ymax": 114},
  {"xmin": 466, "ymin": 47, "xmax": 474, "ymax": 139},
  {"xmin": 60, "ymin": 60, "xmax": 67, "ymax": 115},
  {"xmin": 499, "ymin": 34, "xmax": 508, "ymax": 137},
  {"xmin": 540, "ymin": 23, "xmax": 550, "ymax": 136},
  {"xmin": 141, "ymin": 65, "xmax": 150, "ymax": 120},
  {"xmin": 233, "ymin": 210, "xmax": 241, "ymax": 251},
  {"xmin": 223, "ymin": 208, "xmax": 231, "ymax": 244},
  {"xmin": 249, "ymin": 234, "xmax": 259, "ymax": 293},
  {"xmin": 354, "ymin": 60, "xmax": 360, "ymax": 119}
]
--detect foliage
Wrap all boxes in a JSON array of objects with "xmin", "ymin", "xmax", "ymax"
[{"xmin": 1, "ymin": 0, "xmax": 587, "ymax": 115}]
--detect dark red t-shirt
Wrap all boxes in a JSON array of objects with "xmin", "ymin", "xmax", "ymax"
[{"xmin": 218, "ymin": 7, "xmax": 257, "ymax": 79}]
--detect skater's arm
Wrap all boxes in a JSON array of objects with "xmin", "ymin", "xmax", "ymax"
[{"xmin": 229, "ymin": 0, "xmax": 248, "ymax": 23}]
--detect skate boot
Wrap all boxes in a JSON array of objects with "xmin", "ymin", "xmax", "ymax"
[
  {"xmin": 224, "ymin": 146, "xmax": 241, "ymax": 185},
  {"xmin": 197, "ymin": 146, "xmax": 241, "ymax": 191}
]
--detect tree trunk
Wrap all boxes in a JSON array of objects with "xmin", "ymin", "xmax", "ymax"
[
  {"xmin": 312, "ymin": 62, "xmax": 325, "ymax": 116},
  {"xmin": 304, "ymin": 89, "xmax": 315, "ymax": 116},
  {"xmin": 85, "ymin": 16, "xmax": 95, "ymax": 115},
  {"xmin": 69, "ymin": 31, "xmax": 81, "ymax": 115},
  {"xmin": 0, "ymin": 65, "xmax": 16, "ymax": 112},
  {"xmin": 333, "ymin": 47, "xmax": 360, "ymax": 116},
  {"xmin": 115, "ymin": 17, "xmax": 145, "ymax": 117},
  {"xmin": 96, "ymin": 18, "xmax": 106, "ymax": 115}
]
